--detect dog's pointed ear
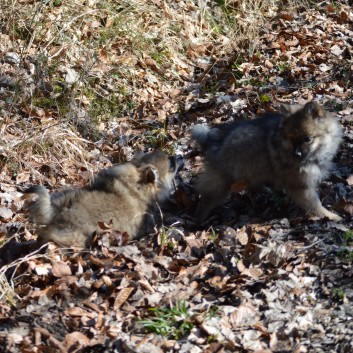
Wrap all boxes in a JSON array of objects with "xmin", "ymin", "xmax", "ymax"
[
  {"xmin": 131, "ymin": 152, "xmax": 144, "ymax": 165},
  {"xmin": 303, "ymin": 101, "xmax": 326, "ymax": 119},
  {"xmin": 139, "ymin": 165, "xmax": 159, "ymax": 184},
  {"xmin": 280, "ymin": 103, "xmax": 303, "ymax": 117}
]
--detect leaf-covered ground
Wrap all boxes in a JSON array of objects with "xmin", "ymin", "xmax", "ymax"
[{"xmin": 0, "ymin": 0, "xmax": 352, "ymax": 352}]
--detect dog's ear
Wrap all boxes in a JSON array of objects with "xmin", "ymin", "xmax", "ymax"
[
  {"xmin": 280, "ymin": 103, "xmax": 303, "ymax": 117},
  {"xmin": 130, "ymin": 152, "xmax": 145, "ymax": 165},
  {"xmin": 303, "ymin": 101, "xmax": 326, "ymax": 119},
  {"xmin": 139, "ymin": 165, "xmax": 159, "ymax": 184}
]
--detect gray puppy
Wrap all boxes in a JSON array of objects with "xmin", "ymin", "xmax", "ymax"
[
  {"xmin": 27, "ymin": 150, "xmax": 184, "ymax": 247},
  {"xmin": 191, "ymin": 102, "xmax": 342, "ymax": 221}
]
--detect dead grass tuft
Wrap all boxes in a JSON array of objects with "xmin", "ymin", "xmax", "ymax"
[
  {"xmin": 0, "ymin": 116, "xmax": 94, "ymax": 185},
  {"xmin": 0, "ymin": 242, "xmax": 49, "ymax": 305},
  {"xmin": 0, "ymin": 0, "xmax": 296, "ymax": 183},
  {"xmin": 0, "ymin": 272, "xmax": 17, "ymax": 305}
]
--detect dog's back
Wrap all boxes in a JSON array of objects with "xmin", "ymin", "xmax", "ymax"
[{"xmin": 28, "ymin": 150, "xmax": 183, "ymax": 247}]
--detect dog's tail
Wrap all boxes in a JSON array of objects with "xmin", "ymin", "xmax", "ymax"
[
  {"xmin": 26, "ymin": 185, "xmax": 54, "ymax": 224},
  {"xmin": 190, "ymin": 125, "xmax": 211, "ymax": 152}
]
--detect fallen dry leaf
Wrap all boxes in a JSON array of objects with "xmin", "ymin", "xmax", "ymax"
[
  {"xmin": 63, "ymin": 332, "xmax": 90, "ymax": 351},
  {"xmin": 52, "ymin": 261, "xmax": 72, "ymax": 277},
  {"xmin": 114, "ymin": 287, "xmax": 134, "ymax": 310}
]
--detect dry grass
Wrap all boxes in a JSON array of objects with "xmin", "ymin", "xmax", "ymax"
[
  {"xmin": 0, "ymin": 272, "xmax": 17, "ymax": 305},
  {"xmin": 0, "ymin": 242, "xmax": 50, "ymax": 305},
  {"xmin": 0, "ymin": 0, "xmax": 292, "ymax": 184},
  {"xmin": 0, "ymin": 117, "xmax": 94, "ymax": 185}
]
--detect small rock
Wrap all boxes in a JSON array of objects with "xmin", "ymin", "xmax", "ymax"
[
  {"xmin": 4, "ymin": 52, "xmax": 20, "ymax": 65},
  {"xmin": 0, "ymin": 207, "xmax": 13, "ymax": 219}
]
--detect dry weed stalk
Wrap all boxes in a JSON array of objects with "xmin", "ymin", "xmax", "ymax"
[{"xmin": 0, "ymin": 243, "xmax": 51, "ymax": 304}]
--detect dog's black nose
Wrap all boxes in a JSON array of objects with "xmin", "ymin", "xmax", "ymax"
[{"xmin": 294, "ymin": 147, "xmax": 302, "ymax": 159}]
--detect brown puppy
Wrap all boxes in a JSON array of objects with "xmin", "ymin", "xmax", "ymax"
[
  {"xmin": 27, "ymin": 150, "xmax": 184, "ymax": 247},
  {"xmin": 191, "ymin": 102, "xmax": 342, "ymax": 221}
]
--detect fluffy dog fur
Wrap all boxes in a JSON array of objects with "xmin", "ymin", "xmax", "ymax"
[
  {"xmin": 191, "ymin": 102, "xmax": 342, "ymax": 222},
  {"xmin": 27, "ymin": 150, "xmax": 183, "ymax": 247}
]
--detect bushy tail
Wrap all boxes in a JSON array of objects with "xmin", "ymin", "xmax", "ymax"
[
  {"xmin": 26, "ymin": 185, "xmax": 54, "ymax": 224},
  {"xmin": 190, "ymin": 125, "xmax": 211, "ymax": 152}
]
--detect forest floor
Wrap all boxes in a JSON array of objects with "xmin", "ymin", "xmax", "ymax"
[{"xmin": 0, "ymin": 0, "xmax": 352, "ymax": 352}]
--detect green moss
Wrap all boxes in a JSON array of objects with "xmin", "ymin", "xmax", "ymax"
[
  {"xmin": 32, "ymin": 97, "xmax": 54, "ymax": 109},
  {"xmin": 0, "ymin": 156, "xmax": 20, "ymax": 177},
  {"xmin": 338, "ymin": 250, "xmax": 353, "ymax": 262},
  {"xmin": 151, "ymin": 48, "xmax": 169, "ymax": 65},
  {"xmin": 343, "ymin": 230, "xmax": 353, "ymax": 245},
  {"xmin": 332, "ymin": 288, "xmax": 345, "ymax": 301},
  {"xmin": 260, "ymin": 94, "xmax": 271, "ymax": 104}
]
